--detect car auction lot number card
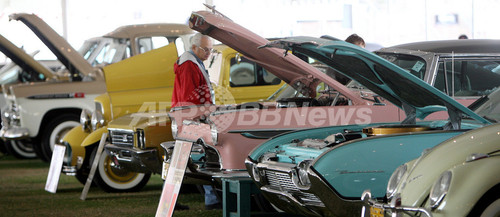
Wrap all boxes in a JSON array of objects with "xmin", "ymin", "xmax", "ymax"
[
  {"xmin": 45, "ymin": 144, "xmax": 66, "ymax": 193},
  {"xmin": 155, "ymin": 140, "xmax": 193, "ymax": 217}
]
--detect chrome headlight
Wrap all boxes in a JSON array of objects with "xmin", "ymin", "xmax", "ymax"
[
  {"xmin": 2, "ymin": 110, "xmax": 11, "ymax": 124},
  {"xmin": 170, "ymin": 117, "xmax": 178, "ymax": 138},
  {"xmin": 209, "ymin": 120, "xmax": 218, "ymax": 146},
  {"xmin": 429, "ymin": 171, "xmax": 452, "ymax": 209},
  {"xmin": 80, "ymin": 109, "xmax": 92, "ymax": 132},
  {"xmin": 2, "ymin": 104, "xmax": 21, "ymax": 126},
  {"xmin": 386, "ymin": 164, "xmax": 407, "ymax": 200},
  {"xmin": 292, "ymin": 160, "xmax": 312, "ymax": 190},
  {"xmin": 91, "ymin": 110, "xmax": 104, "ymax": 131},
  {"xmin": 251, "ymin": 163, "xmax": 260, "ymax": 182}
]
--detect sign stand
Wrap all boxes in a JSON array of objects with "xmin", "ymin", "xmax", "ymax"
[
  {"xmin": 80, "ymin": 133, "xmax": 107, "ymax": 200},
  {"xmin": 155, "ymin": 140, "xmax": 193, "ymax": 217},
  {"xmin": 45, "ymin": 144, "xmax": 66, "ymax": 193}
]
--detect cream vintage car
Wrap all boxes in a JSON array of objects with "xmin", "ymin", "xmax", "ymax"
[
  {"xmin": 361, "ymin": 89, "xmax": 500, "ymax": 217},
  {"xmin": 0, "ymin": 13, "xmax": 193, "ymax": 162}
]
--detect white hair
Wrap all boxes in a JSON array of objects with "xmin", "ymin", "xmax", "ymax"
[{"xmin": 190, "ymin": 33, "xmax": 211, "ymax": 47}]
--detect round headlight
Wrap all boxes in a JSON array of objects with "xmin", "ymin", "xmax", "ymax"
[
  {"xmin": 210, "ymin": 121, "xmax": 218, "ymax": 146},
  {"xmin": 386, "ymin": 164, "xmax": 407, "ymax": 200},
  {"xmin": 80, "ymin": 109, "xmax": 91, "ymax": 132},
  {"xmin": 429, "ymin": 171, "xmax": 452, "ymax": 209},
  {"xmin": 91, "ymin": 110, "xmax": 104, "ymax": 131},
  {"xmin": 171, "ymin": 117, "xmax": 178, "ymax": 138},
  {"xmin": 3, "ymin": 110, "xmax": 10, "ymax": 119},
  {"xmin": 292, "ymin": 160, "xmax": 312, "ymax": 190},
  {"xmin": 251, "ymin": 163, "xmax": 260, "ymax": 182}
]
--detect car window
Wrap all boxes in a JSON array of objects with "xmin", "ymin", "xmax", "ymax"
[
  {"xmin": 80, "ymin": 41, "xmax": 99, "ymax": 60},
  {"xmin": 435, "ymin": 59, "xmax": 500, "ymax": 96},
  {"xmin": 93, "ymin": 44, "xmax": 111, "ymax": 66},
  {"xmin": 175, "ymin": 37, "xmax": 186, "ymax": 56},
  {"xmin": 377, "ymin": 53, "xmax": 426, "ymax": 80},
  {"xmin": 92, "ymin": 39, "xmax": 130, "ymax": 66},
  {"xmin": 229, "ymin": 56, "xmax": 280, "ymax": 87},
  {"xmin": 137, "ymin": 36, "xmax": 171, "ymax": 54}
]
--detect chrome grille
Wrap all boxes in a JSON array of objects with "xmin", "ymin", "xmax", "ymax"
[
  {"xmin": 265, "ymin": 170, "xmax": 323, "ymax": 206},
  {"xmin": 109, "ymin": 129, "xmax": 134, "ymax": 147}
]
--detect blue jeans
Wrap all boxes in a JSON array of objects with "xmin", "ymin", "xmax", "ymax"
[{"xmin": 203, "ymin": 185, "xmax": 219, "ymax": 205}]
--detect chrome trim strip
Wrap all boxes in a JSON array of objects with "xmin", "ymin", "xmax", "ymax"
[
  {"xmin": 361, "ymin": 190, "xmax": 432, "ymax": 217},
  {"xmin": 261, "ymin": 186, "xmax": 305, "ymax": 207}
]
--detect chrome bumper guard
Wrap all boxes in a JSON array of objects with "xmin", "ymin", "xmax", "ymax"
[
  {"xmin": 254, "ymin": 161, "xmax": 324, "ymax": 207},
  {"xmin": 361, "ymin": 190, "xmax": 432, "ymax": 217},
  {"xmin": 62, "ymin": 166, "xmax": 77, "ymax": 176},
  {"xmin": 0, "ymin": 126, "xmax": 29, "ymax": 139},
  {"xmin": 105, "ymin": 144, "xmax": 161, "ymax": 174}
]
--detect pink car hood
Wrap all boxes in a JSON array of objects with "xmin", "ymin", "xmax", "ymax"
[{"xmin": 189, "ymin": 10, "xmax": 365, "ymax": 105}]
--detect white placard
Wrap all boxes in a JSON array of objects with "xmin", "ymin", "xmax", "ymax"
[
  {"xmin": 155, "ymin": 140, "xmax": 193, "ymax": 217},
  {"xmin": 80, "ymin": 133, "xmax": 107, "ymax": 200},
  {"xmin": 45, "ymin": 144, "xmax": 66, "ymax": 193}
]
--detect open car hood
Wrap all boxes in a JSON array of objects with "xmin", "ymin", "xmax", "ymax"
[
  {"xmin": 262, "ymin": 37, "xmax": 489, "ymax": 125},
  {"xmin": 188, "ymin": 10, "xmax": 365, "ymax": 105},
  {"xmin": 9, "ymin": 13, "xmax": 95, "ymax": 78},
  {"xmin": 0, "ymin": 33, "xmax": 56, "ymax": 80}
]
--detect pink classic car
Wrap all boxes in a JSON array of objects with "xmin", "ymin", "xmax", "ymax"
[{"xmin": 168, "ymin": 9, "xmax": 426, "ymax": 184}]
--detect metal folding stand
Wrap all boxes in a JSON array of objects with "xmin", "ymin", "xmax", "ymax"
[{"xmin": 222, "ymin": 176, "xmax": 260, "ymax": 217}]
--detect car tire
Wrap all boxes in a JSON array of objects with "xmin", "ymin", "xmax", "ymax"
[
  {"xmin": 39, "ymin": 114, "xmax": 80, "ymax": 162},
  {"xmin": 0, "ymin": 140, "xmax": 7, "ymax": 154},
  {"xmin": 89, "ymin": 146, "xmax": 151, "ymax": 192},
  {"xmin": 480, "ymin": 198, "xmax": 500, "ymax": 217},
  {"xmin": 469, "ymin": 186, "xmax": 500, "ymax": 217},
  {"xmin": 4, "ymin": 140, "xmax": 37, "ymax": 159}
]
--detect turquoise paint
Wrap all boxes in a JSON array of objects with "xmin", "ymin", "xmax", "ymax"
[
  {"xmin": 248, "ymin": 122, "xmax": 386, "ymax": 160},
  {"xmin": 313, "ymin": 131, "xmax": 465, "ymax": 198}
]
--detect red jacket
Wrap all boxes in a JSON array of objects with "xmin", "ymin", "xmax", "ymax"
[{"xmin": 171, "ymin": 58, "xmax": 212, "ymax": 107}]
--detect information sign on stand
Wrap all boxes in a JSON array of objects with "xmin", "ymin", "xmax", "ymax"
[
  {"xmin": 155, "ymin": 140, "xmax": 193, "ymax": 217},
  {"xmin": 80, "ymin": 133, "xmax": 107, "ymax": 200},
  {"xmin": 45, "ymin": 144, "xmax": 66, "ymax": 193}
]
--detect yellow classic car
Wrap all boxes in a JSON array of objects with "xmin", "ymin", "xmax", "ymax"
[{"xmin": 61, "ymin": 42, "xmax": 283, "ymax": 192}]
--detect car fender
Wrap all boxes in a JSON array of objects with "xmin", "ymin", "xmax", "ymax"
[
  {"xmin": 61, "ymin": 125, "xmax": 89, "ymax": 166},
  {"xmin": 16, "ymin": 92, "xmax": 100, "ymax": 137},
  {"xmin": 81, "ymin": 127, "xmax": 108, "ymax": 147},
  {"xmin": 313, "ymin": 130, "xmax": 464, "ymax": 198},
  {"xmin": 430, "ymin": 156, "xmax": 500, "ymax": 217}
]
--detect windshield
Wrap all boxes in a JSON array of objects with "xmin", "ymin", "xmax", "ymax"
[
  {"xmin": 471, "ymin": 87, "xmax": 500, "ymax": 123},
  {"xmin": 78, "ymin": 38, "xmax": 129, "ymax": 67},
  {"xmin": 377, "ymin": 53, "xmax": 426, "ymax": 80}
]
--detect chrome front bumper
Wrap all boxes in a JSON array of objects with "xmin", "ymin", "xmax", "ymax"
[
  {"xmin": 361, "ymin": 190, "xmax": 432, "ymax": 217},
  {"xmin": 0, "ymin": 126, "xmax": 29, "ymax": 139},
  {"xmin": 244, "ymin": 160, "xmax": 327, "ymax": 216},
  {"xmin": 62, "ymin": 165, "xmax": 77, "ymax": 176},
  {"xmin": 105, "ymin": 144, "xmax": 161, "ymax": 174}
]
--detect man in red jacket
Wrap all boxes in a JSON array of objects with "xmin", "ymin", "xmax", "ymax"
[
  {"xmin": 172, "ymin": 33, "xmax": 215, "ymax": 107},
  {"xmin": 171, "ymin": 33, "xmax": 221, "ymax": 210}
]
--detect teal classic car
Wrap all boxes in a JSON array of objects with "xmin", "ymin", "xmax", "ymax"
[
  {"xmin": 244, "ymin": 37, "xmax": 493, "ymax": 216},
  {"xmin": 361, "ymin": 90, "xmax": 500, "ymax": 217}
]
